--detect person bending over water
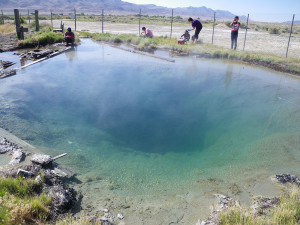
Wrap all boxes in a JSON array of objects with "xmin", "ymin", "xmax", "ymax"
[
  {"xmin": 64, "ymin": 27, "xmax": 75, "ymax": 46},
  {"xmin": 230, "ymin": 16, "xmax": 240, "ymax": 50},
  {"xmin": 187, "ymin": 18, "xmax": 203, "ymax": 43},
  {"xmin": 141, "ymin": 27, "xmax": 153, "ymax": 38}
]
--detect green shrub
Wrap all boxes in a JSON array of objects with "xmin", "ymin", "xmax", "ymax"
[
  {"xmin": 269, "ymin": 27, "xmax": 281, "ymax": 34},
  {"xmin": 19, "ymin": 17, "xmax": 27, "ymax": 24}
]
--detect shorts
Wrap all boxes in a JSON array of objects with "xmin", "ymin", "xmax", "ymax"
[{"xmin": 194, "ymin": 27, "xmax": 202, "ymax": 39}]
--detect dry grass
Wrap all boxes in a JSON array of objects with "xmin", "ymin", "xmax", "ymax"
[
  {"xmin": 219, "ymin": 187, "xmax": 300, "ymax": 225},
  {"xmin": 0, "ymin": 177, "xmax": 51, "ymax": 225},
  {"xmin": 0, "ymin": 23, "xmax": 15, "ymax": 34}
]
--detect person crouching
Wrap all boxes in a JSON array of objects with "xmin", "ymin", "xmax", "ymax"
[
  {"xmin": 141, "ymin": 27, "xmax": 153, "ymax": 38},
  {"xmin": 64, "ymin": 28, "xmax": 75, "ymax": 46}
]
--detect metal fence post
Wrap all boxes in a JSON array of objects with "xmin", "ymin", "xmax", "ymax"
[
  {"xmin": 170, "ymin": 9, "xmax": 173, "ymax": 38},
  {"xmin": 28, "ymin": 9, "xmax": 30, "ymax": 24},
  {"xmin": 50, "ymin": 10, "xmax": 53, "ymax": 28},
  {"xmin": 102, "ymin": 9, "xmax": 104, "ymax": 33},
  {"xmin": 138, "ymin": 9, "xmax": 141, "ymax": 35},
  {"xmin": 74, "ymin": 8, "xmax": 77, "ymax": 31},
  {"xmin": 286, "ymin": 14, "xmax": 295, "ymax": 58},
  {"xmin": 35, "ymin": 10, "xmax": 39, "ymax": 31},
  {"xmin": 243, "ymin": 14, "xmax": 249, "ymax": 51},
  {"xmin": 212, "ymin": 12, "xmax": 216, "ymax": 44},
  {"xmin": 1, "ymin": 10, "xmax": 3, "ymax": 24}
]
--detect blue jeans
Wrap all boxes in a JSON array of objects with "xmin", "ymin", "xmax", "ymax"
[{"xmin": 231, "ymin": 32, "xmax": 238, "ymax": 50}]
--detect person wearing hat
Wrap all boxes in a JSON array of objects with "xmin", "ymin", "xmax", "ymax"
[{"xmin": 64, "ymin": 27, "xmax": 75, "ymax": 46}]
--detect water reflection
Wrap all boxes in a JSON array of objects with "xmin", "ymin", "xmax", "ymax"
[
  {"xmin": 65, "ymin": 46, "xmax": 77, "ymax": 62},
  {"xmin": 224, "ymin": 64, "xmax": 233, "ymax": 88}
]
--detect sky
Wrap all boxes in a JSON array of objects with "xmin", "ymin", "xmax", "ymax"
[{"xmin": 124, "ymin": 0, "xmax": 300, "ymax": 22}]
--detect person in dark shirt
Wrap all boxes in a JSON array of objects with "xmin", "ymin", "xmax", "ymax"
[
  {"xmin": 64, "ymin": 27, "xmax": 75, "ymax": 46},
  {"xmin": 230, "ymin": 16, "xmax": 241, "ymax": 50},
  {"xmin": 187, "ymin": 17, "xmax": 203, "ymax": 43}
]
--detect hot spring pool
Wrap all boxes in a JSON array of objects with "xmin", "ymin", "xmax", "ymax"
[{"xmin": 1, "ymin": 39, "xmax": 300, "ymax": 224}]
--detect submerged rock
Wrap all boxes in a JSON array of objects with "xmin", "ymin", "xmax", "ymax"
[
  {"xmin": 274, "ymin": 174, "xmax": 300, "ymax": 186},
  {"xmin": 0, "ymin": 137, "xmax": 18, "ymax": 154},
  {"xmin": 31, "ymin": 154, "xmax": 53, "ymax": 166},
  {"xmin": 117, "ymin": 213, "xmax": 124, "ymax": 220},
  {"xmin": 9, "ymin": 149, "xmax": 25, "ymax": 165}
]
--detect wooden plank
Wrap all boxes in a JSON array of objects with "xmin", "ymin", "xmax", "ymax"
[
  {"xmin": 52, "ymin": 153, "xmax": 68, "ymax": 161},
  {"xmin": 110, "ymin": 44, "xmax": 175, "ymax": 63}
]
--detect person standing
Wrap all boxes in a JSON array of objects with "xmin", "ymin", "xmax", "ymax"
[
  {"xmin": 187, "ymin": 18, "xmax": 203, "ymax": 43},
  {"xmin": 230, "ymin": 16, "xmax": 240, "ymax": 50}
]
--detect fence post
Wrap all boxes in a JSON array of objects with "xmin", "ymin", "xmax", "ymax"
[
  {"xmin": 102, "ymin": 9, "xmax": 104, "ymax": 33},
  {"xmin": 14, "ymin": 9, "xmax": 21, "ymax": 39},
  {"xmin": 35, "ymin": 10, "xmax": 39, "ymax": 31},
  {"xmin": 28, "ymin": 9, "xmax": 30, "ymax": 24},
  {"xmin": 212, "ymin": 12, "xmax": 216, "ymax": 44},
  {"xmin": 243, "ymin": 14, "xmax": 249, "ymax": 51},
  {"xmin": 286, "ymin": 14, "xmax": 295, "ymax": 58},
  {"xmin": 138, "ymin": 9, "xmax": 141, "ymax": 35},
  {"xmin": 1, "ymin": 10, "xmax": 3, "ymax": 24},
  {"xmin": 170, "ymin": 9, "xmax": 173, "ymax": 38},
  {"xmin": 74, "ymin": 8, "xmax": 76, "ymax": 31},
  {"xmin": 50, "ymin": 10, "xmax": 53, "ymax": 28}
]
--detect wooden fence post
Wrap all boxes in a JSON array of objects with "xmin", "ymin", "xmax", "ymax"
[
  {"xmin": 138, "ymin": 9, "xmax": 141, "ymax": 35},
  {"xmin": 243, "ymin": 14, "xmax": 249, "ymax": 51},
  {"xmin": 1, "ymin": 10, "xmax": 4, "ymax": 24},
  {"xmin": 170, "ymin": 9, "xmax": 174, "ymax": 38},
  {"xmin": 28, "ymin": 9, "xmax": 30, "ymax": 24},
  {"xmin": 286, "ymin": 14, "xmax": 295, "ymax": 58},
  {"xmin": 74, "ymin": 8, "xmax": 76, "ymax": 31},
  {"xmin": 35, "ymin": 10, "xmax": 39, "ymax": 31},
  {"xmin": 14, "ymin": 9, "xmax": 21, "ymax": 39},
  {"xmin": 212, "ymin": 12, "xmax": 216, "ymax": 44}
]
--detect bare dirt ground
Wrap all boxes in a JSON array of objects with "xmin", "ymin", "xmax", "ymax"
[{"xmin": 42, "ymin": 20, "xmax": 300, "ymax": 59}]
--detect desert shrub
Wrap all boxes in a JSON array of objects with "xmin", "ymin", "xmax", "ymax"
[{"xmin": 269, "ymin": 27, "xmax": 281, "ymax": 34}]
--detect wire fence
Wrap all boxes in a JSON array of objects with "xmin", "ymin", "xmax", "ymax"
[{"xmin": 1, "ymin": 8, "xmax": 299, "ymax": 59}]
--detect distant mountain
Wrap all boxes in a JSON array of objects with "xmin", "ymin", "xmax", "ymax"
[
  {"xmin": 284, "ymin": 21, "xmax": 300, "ymax": 24},
  {"xmin": 0, "ymin": 0, "xmax": 245, "ymax": 21}
]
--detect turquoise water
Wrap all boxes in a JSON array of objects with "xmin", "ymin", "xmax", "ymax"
[{"xmin": 1, "ymin": 40, "xmax": 300, "ymax": 203}]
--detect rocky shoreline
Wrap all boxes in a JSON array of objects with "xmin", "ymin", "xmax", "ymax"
[{"xmin": 0, "ymin": 130, "xmax": 125, "ymax": 225}]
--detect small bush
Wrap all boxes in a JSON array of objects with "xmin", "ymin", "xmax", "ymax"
[
  {"xmin": 19, "ymin": 17, "xmax": 27, "ymax": 24},
  {"xmin": 269, "ymin": 27, "xmax": 281, "ymax": 34}
]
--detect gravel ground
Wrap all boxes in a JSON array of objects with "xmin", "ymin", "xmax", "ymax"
[{"xmin": 41, "ymin": 20, "xmax": 300, "ymax": 59}]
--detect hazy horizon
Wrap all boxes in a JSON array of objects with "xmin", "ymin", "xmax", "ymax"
[{"xmin": 124, "ymin": 0, "xmax": 299, "ymax": 22}]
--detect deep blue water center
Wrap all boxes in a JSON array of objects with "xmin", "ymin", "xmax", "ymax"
[{"xmin": 1, "ymin": 39, "xmax": 300, "ymax": 194}]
